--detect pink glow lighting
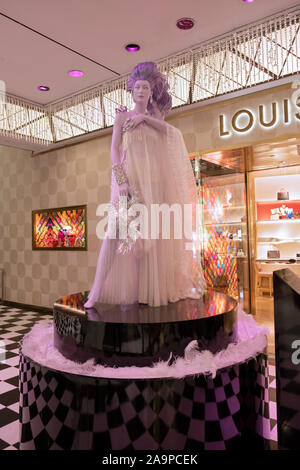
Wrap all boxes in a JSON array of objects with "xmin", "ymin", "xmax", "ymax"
[
  {"xmin": 68, "ymin": 70, "xmax": 84, "ymax": 77},
  {"xmin": 125, "ymin": 44, "xmax": 140, "ymax": 52},
  {"xmin": 243, "ymin": 0, "xmax": 255, "ymax": 2},
  {"xmin": 37, "ymin": 86, "xmax": 49, "ymax": 91}
]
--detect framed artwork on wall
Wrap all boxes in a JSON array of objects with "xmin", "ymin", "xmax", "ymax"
[{"xmin": 32, "ymin": 204, "xmax": 87, "ymax": 250}]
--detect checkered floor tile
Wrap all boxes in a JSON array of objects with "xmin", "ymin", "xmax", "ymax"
[
  {"xmin": 0, "ymin": 303, "xmax": 52, "ymax": 450},
  {"xmin": 0, "ymin": 302, "xmax": 278, "ymax": 450}
]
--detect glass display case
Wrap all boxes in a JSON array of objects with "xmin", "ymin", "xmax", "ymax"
[{"xmin": 191, "ymin": 154, "xmax": 250, "ymax": 312}]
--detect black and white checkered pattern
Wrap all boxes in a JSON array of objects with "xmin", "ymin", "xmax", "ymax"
[
  {"xmin": 19, "ymin": 353, "xmax": 276, "ymax": 450},
  {"xmin": 0, "ymin": 302, "xmax": 278, "ymax": 450},
  {"xmin": 54, "ymin": 310, "xmax": 84, "ymax": 345},
  {"xmin": 0, "ymin": 303, "xmax": 52, "ymax": 450}
]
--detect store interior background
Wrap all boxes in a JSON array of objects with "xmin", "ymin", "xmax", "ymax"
[
  {"xmin": 192, "ymin": 136, "xmax": 300, "ymax": 356},
  {"xmin": 1, "ymin": 2, "xmax": 300, "ymax": 453}
]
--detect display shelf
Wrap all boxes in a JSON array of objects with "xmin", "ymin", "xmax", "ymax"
[
  {"xmin": 204, "ymin": 206, "xmax": 245, "ymax": 212},
  {"xmin": 256, "ymin": 200, "xmax": 300, "ymax": 204},
  {"xmin": 256, "ymin": 200, "xmax": 300, "ymax": 222},
  {"xmin": 204, "ymin": 222, "xmax": 246, "ymax": 227},
  {"xmin": 257, "ymin": 219, "xmax": 300, "ymax": 224},
  {"xmin": 256, "ymin": 258, "xmax": 300, "ymax": 262},
  {"xmin": 256, "ymin": 218, "xmax": 300, "ymax": 260},
  {"xmin": 258, "ymin": 239, "xmax": 300, "ymax": 244}
]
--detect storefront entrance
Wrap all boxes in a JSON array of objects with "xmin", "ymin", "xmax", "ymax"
[
  {"xmin": 247, "ymin": 137, "xmax": 300, "ymax": 354},
  {"xmin": 191, "ymin": 136, "xmax": 300, "ymax": 356}
]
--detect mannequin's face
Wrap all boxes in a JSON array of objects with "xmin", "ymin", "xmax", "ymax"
[{"xmin": 132, "ymin": 80, "xmax": 152, "ymax": 105}]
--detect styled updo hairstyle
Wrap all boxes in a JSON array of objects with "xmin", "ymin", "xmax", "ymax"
[{"xmin": 127, "ymin": 62, "xmax": 172, "ymax": 117}]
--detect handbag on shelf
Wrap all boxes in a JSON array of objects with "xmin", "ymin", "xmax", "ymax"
[
  {"xmin": 277, "ymin": 188, "xmax": 289, "ymax": 201},
  {"xmin": 267, "ymin": 250, "xmax": 280, "ymax": 259}
]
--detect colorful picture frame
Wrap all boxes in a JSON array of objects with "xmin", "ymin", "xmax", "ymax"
[{"xmin": 32, "ymin": 204, "xmax": 87, "ymax": 250}]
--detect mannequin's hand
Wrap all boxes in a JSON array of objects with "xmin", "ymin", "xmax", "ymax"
[
  {"xmin": 118, "ymin": 182, "xmax": 129, "ymax": 197},
  {"xmin": 123, "ymin": 114, "xmax": 145, "ymax": 132},
  {"xmin": 116, "ymin": 105, "xmax": 128, "ymax": 114}
]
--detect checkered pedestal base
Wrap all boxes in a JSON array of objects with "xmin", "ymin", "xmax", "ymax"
[{"xmin": 19, "ymin": 351, "xmax": 273, "ymax": 450}]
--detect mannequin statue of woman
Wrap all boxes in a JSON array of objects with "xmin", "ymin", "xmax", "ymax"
[{"xmin": 84, "ymin": 62, "xmax": 205, "ymax": 308}]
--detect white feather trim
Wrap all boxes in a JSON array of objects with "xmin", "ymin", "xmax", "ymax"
[{"xmin": 21, "ymin": 307, "xmax": 268, "ymax": 380}]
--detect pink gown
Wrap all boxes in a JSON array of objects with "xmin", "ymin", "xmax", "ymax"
[{"xmin": 84, "ymin": 120, "xmax": 205, "ymax": 308}]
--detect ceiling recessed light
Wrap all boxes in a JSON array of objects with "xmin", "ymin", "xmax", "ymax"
[
  {"xmin": 243, "ymin": 0, "xmax": 255, "ymax": 3},
  {"xmin": 68, "ymin": 70, "xmax": 84, "ymax": 77},
  {"xmin": 125, "ymin": 44, "xmax": 140, "ymax": 52},
  {"xmin": 176, "ymin": 18, "xmax": 195, "ymax": 30},
  {"xmin": 37, "ymin": 86, "xmax": 49, "ymax": 91}
]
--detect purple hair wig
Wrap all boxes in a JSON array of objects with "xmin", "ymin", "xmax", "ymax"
[{"xmin": 127, "ymin": 62, "xmax": 172, "ymax": 116}]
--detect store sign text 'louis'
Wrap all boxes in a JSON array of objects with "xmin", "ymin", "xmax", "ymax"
[{"xmin": 219, "ymin": 98, "xmax": 300, "ymax": 138}]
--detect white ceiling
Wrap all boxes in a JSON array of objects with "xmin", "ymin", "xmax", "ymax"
[{"xmin": 0, "ymin": 0, "xmax": 299, "ymax": 105}]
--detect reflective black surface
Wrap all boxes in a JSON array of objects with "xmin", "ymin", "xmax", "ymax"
[
  {"xmin": 54, "ymin": 290, "xmax": 237, "ymax": 323},
  {"xmin": 274, "ymin": 268, "xmax": 300, "ymax": 450},
  {"xmin": 19, "ymin": 351, "xmax": 269, "ymax": 450},
  {"xmin": 53, "ymin": 291, "xmax": 237, "ymax": 366}
]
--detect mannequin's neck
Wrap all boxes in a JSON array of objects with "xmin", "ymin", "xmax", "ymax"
[{"xmin": 133, "ymin": 103, "xmax": 148, "ymax": 115}]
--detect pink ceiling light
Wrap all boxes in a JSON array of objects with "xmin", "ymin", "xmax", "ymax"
[
  {"xmin": 68, "ymin": 70, "xmax": 84, "ymax": 77},
  {"xmin": 176, "ymin": 18, "xmax": 195, "ymax": 30},
  {"xmin": 37, "ymin": 86, "xmax": 49, "ymax": 91},
  {"xmin": 125, "ymin": 44, "xmax": 140, "ymax": 52}
]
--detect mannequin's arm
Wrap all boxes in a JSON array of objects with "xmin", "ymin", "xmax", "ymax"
[
  {"xmin": 111, "ymin": 113, "xmax": 126, "ymax": 165},
  {"xmin": 143, "ymin": 114, "xmax": 167, "ymax": 134},
  {"xmin": 110, "ymin": 113, "xmax": 130, "ymax": 194}
]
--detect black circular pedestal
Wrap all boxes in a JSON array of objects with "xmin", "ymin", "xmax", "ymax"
[
  {"xmin": 19, "ymin": 350, "xmax": 271, "ymax": 450},
  {"xmin": 53, "ymin": 290, "xmax": 237, "ymax": 366},
  {"xmin": 19, "ymin": 291, "xmax": 270, "ymax": 450}
]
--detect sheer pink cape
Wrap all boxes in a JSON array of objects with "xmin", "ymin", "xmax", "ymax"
[{"xmin": 85, "ymin": 121, "xmax": 205, "ymax": 307}]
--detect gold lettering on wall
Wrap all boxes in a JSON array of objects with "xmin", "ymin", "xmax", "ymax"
[
  {"xmin": 258, "ymin": 102, "xmax": 277, "ymax": 127},
  {"xmin": 219, "ymin": 115, "xmax": 230, "ymax": 136},
  {"xmin": 283, "ymin": 99, "xmax": 290, "ymax": 123},
  {"xmin": 295, "ymin": 94, "xmax": 300, "ymax": 121},
  {"xmin": 231, "ymin": 109, "xmax": 254, "ymax": 133},
  {"xmin": 219, "ymin": 96, "xmax": 300, "ymax": 138}
]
